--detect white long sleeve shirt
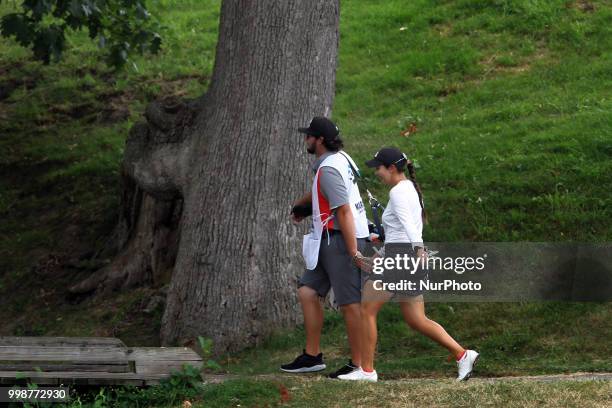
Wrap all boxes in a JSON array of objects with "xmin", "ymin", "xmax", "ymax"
[{"xmin": 382, "ymin": 180, "xmax": 424, "ymax": 247}]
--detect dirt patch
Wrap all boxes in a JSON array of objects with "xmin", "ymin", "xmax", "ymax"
[
  {"xmin": 45, "ymin": 92, "xmax": 130, "ymax": 123},
  {"xmin": 0, "ymin": 77, "xmax": 37, "ymax": 101},
  {"xmin": 49, "ymin": 102, "xmax": 96, "ymax": 120},
  {"xmin": 0, "ymin": 103, "xmax": 8, "ymax": 122},
  {"xmin": 95, "ymin": 73, "xmax": 208, "ymax": 123},
  {"xmin": 2, "ymin": 64, "xmax": 208, "ymax": 127},
  {"xmin": 0, "ymin": 61, "xmax": 37, "ymax": 101},
  {"xmin": 433, "ymin": 22, "xmax": 453, "ymax": 37},
  {"xmin": 567, "ymin": 0, "xmax": 596, "ymax": 13},
  {"xmin": 479, "ymin": 45, "xmax": 549, "ymax": 78},
  {"xmin": 74, "ymin": 66, "xmax": 116, "ymax": 84},
  {"xmin": 97, "ymin": 90, "xmax": 132, "ymax": 123},
  {"xmin": 437, "ymin": 83, "xmax": 460, "ymax": 97},
  {"xmin": 143, "ymin": 73, "xmax": 209, "ymax": 99},
  {"xmin": 0, "ymin": 159, "xmax": 71, "ymax": 204}
]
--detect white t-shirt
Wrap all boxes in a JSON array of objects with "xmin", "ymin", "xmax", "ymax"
[{"xmin": 382, "ymin": 180, "xmax": 423, "ymax": 247}]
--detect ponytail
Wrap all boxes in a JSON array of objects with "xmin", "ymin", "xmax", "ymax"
[
  {"xmin": 388, "ymin": 153, "xmax": 428, "ymax": 224},
  {"xmin": 406, "ymin": 160, "xmax": 428, "ymax": 224}
]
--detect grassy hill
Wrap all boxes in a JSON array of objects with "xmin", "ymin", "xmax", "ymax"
[{"xmin": 0, "ymin": 0, "xmax": 610, "ymax": 406}]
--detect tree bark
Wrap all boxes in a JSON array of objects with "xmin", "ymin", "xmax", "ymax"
[{"xmin": 70, "ymin": 0, "xmax": 340, "ymax": 353}]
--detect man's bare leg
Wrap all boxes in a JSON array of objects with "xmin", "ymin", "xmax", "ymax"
[
  {"xmin": 298, "ymin": 285, "xmax": 324, "ymax": 356},
  {"xmin": 340, "ymin": 302, "xmax": 362, "ymax": 366}
]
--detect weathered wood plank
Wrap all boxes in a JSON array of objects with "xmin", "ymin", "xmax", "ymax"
[
  {"xmin": 0, "ymin": 371, "xmax": 168, "ymax": 379},
  {"xmin": 134, "ymin": 361, "xmax": 202, "ymax": 375},
  {"xmin": 0, "ymin": 339, "xmax": 203, "ymax": 385},
  {"xmin": 127, "ymin": 347, "xmax": 202, "ymax": 375},
  {"xmin": 0, "ymin": 361, "xmax": 133, "ymax": 373},
  {"xmin": 0, "ymin": 337, "xmax": 126, "ymax": 348},
  {"xmin": 0, "ymin": 371, "xmax": 171, "ymax": 386},
  {"xmin": 0, "ymin": 346, "xmax": 129, "ymax": 362},
  {"xmin": 127, "ymin": 347, "xmax": 202, "ymax": 361}
]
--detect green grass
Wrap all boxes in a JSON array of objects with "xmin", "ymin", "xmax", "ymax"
[
  {"xmin": 223, "ymin": 302, "xmax": 611, "ymax": 379},
  {"xmin": 192, "ymin": 378, "xmax": 611, "ymax": 408},
  {"xmin": 336, "ymin": 0, "xmax": 612, "ymax": 242},
  {"xmin": 1, "ymin": 0, "xmax": 611, "ymax": 406},
  {"xmin": 45, "ymin": 377, "xmax": 612, "ymax": 408}
]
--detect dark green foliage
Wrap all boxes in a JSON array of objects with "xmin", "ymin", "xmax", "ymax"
[
  {"xmin": 48, "ymin": 365, "xmax": 206, "ymax": 407},
  {"xmin": 0, "ymin": 0, "xmax": 162, "ymax": 68}
]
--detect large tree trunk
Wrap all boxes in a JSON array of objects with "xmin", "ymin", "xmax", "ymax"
[{"xmin": 70, "ymin": 0, "xmax": 340, "ymax": 353}]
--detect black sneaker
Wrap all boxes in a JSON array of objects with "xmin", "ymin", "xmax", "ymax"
[
  {"xmin": 328, "ymin": 360, "xmax": 359, "ymax": 379},
  {"xmin": 280, "ymin": 349, "xmax": 326, "ymax": 373}
]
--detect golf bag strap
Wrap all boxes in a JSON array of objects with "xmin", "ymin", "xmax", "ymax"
[{"xmin": 338, "ymin": 151, "xmax": 385, "ymax": 242}]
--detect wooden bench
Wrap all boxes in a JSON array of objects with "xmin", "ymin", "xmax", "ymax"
[{"xmin": 0, "ymin": 337, "xmax": 203, "ymax": 385}]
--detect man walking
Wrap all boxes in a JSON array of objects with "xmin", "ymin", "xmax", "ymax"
[{"xmin": 281, "ymin": 116, "xmax": 370, "ymax": 378}]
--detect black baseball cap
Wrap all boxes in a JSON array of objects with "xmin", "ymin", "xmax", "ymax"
[
  {"xmin": 298, "ymin": 116, "xmax": 339, "ymax": 139},
  {"xmin": 365, "ymin": 147, "xmax": 408, "ymax": 168}
]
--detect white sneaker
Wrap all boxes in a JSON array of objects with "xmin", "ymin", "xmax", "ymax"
[
  {"xmin": 337, "ymin": 367, "xmax": 378, "ymax": 382},
  {"xmin": 456, "ymin": 350, "xmax": 479, "ymax": 381}
]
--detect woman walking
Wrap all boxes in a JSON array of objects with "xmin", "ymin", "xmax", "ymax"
[{"xmin": 339, "ymin": 147, "xmax": 479, "ymax": 382}]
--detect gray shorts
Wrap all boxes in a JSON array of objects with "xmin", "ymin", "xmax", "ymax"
[
  {"xmin": 298, "ymin": 231, "xmax": 367, "ymax": 306},
  {"xmin": 368, "ymin": 243, "xmax": 427, "ymax": 297}
]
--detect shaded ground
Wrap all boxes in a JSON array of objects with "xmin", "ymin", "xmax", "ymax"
[
  {"xmin": 189, "ymin": 375, "xmax": 612, "ymax": 408},
  {"xmin": 201, "ymin": 371, "xmax": 612, "ymax": 384}
]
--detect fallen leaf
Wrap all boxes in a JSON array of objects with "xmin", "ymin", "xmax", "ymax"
[
  {"xmin": 401, "ymin": 122, "xmax": 418, "ymax": 137},
  {"xmin": 279, "ymin": 383, "xmax": 291, "ymax": 403},
  {"xmin": 182, "ymin": 400, "xmax": 192, "ymax": 408},
  {"xmin": 182, "ymin": 338, "xmax": 196, "ymax": 348}
]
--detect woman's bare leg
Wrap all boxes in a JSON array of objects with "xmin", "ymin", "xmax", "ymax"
[
  {"xmin": 399, "ymin": 296, "xmax": 465, "ymax": 359},
  {"xmin": 360, "ymin": 280, "xmax": 392, "ymax": 372}
]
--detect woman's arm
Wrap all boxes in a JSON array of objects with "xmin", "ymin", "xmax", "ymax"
[{"xmin": 389, "ymin": 187, "xmax": 423, "ymax": 248}]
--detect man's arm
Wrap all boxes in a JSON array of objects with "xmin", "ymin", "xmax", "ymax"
[
  {"xmin": 294, "ymin": 192, "xmax": 312, "ymax": 207},
  {"xmin": 291, "ymin": 192, "xmax": 312, "ymax": 223},
  {"xmin": 335, "ymin": 203, "xmax": 358, "ymax": 257}
]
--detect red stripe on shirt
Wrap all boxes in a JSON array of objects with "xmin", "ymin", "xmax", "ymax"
[{"xmin": 316, "ymin": 171, "xmax": 334, "ymax": 230}]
